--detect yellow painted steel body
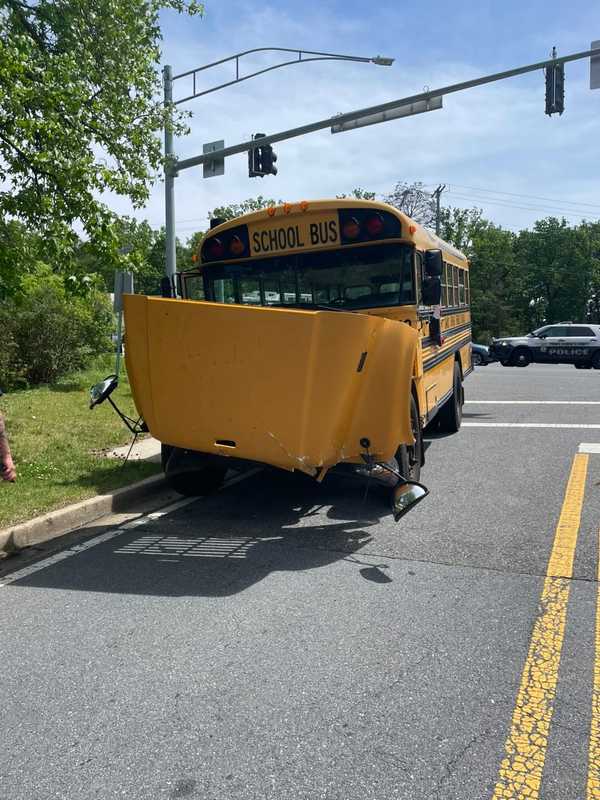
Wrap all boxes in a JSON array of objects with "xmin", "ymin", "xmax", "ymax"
[{"xmin": 124, "ymin": 295, "xmax": 418, "ymax": 476}]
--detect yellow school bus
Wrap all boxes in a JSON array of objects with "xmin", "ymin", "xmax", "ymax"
[{"xmin": 120, "ymin": 199, "xmax": 471, "ymax": 515}]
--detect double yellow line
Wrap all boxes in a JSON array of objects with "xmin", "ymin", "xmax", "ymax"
[{"xmin": 491, "ymin": 454, "xmax": 592, "ymax": 799}]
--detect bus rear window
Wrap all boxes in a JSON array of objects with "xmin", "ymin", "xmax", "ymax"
[{"xmin": 195, "ymin": 243, "xmax": 414, "ymax": 310}]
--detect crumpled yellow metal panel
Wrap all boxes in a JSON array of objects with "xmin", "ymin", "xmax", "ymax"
[{"xmin": 124, "ymin": 295, "xmax": 417, "ymax": 475}]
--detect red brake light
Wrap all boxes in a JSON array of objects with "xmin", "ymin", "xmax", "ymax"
[
  {"xmin": 366, "ymin": 214, "xmax": 384, "ymax": 237},
  {"xmin": 229, "ymin": 236, "xmax": 245, "ymax": 257},
  {"xmin": 207, "ymin": 238, "xmax": 225, "ymax": 259},
  {"xmin": 342, "ymin": 218, "xmax": 361, "ymax": 240}
]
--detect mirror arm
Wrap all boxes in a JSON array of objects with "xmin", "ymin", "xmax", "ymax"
[{"xmin": 106, "ymin": 395, "xmax": 147, "ymax": 435}]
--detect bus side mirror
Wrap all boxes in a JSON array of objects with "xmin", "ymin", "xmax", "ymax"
[
  {"xmin": 392, "ymin": 481, "xmax": 429, "ymax": 521},
  {"xmin": 425, "ymin": 249, "xmax": 443, "ymax": 277},
  {"xmin": 422, "ymin": 276, "xmax": 441, "ymax": 306}
]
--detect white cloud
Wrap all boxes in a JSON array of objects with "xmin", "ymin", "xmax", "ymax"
[{"xmin": 103, "ymin": 3, "xmax": 600, "ymax": 239}]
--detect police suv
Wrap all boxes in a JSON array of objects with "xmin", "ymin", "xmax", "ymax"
[{"xmin": 490, "ymin": 323, "xmax": 600, "ymax": 369}]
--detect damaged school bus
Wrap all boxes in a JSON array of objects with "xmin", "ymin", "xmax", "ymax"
[{"xmin": 92, "ymin": 199, "xmax": 471, "ymax": 520}]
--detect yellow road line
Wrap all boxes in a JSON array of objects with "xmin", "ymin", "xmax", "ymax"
[
  {"xmin": 586, "ymin": 529, "xmax": 600, "ymax": 799},
  {"xmin": 492, "ymin": 453, "xmax": 588, "ymax": 800}
]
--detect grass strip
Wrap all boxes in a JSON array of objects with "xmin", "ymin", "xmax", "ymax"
[{"xmin": 0, "ymin": 355, "xmax": 160, "ymax": 528}]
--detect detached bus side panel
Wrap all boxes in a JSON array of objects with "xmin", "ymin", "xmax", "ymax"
[{"xmin": 123, "ymin": 295, "xmax": 418, "ymax": 475}]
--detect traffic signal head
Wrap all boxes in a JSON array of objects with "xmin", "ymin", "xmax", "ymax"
[
  {"xmin": 248, "ymin": 133, "xmax": 264, "ymax": 177},
  {"xmin": 545, "ymin": 63, "xmax": 565, "ymax": 115},
  {"xmin": 248, "ymin": 133, "xmax": 278, "ymax": 177},
  {"xmin": 260, "ymin": 144, "xmax": 278, "ymax": 176}
]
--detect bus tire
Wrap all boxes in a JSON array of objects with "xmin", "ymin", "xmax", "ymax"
[
  {"xmin": 161, "ymin": 444, "xmax": 227, "ymax": 497},
  {"xmin": 437, "ymin": 361, "xmax": 463, "ymax": 434},
  {"xmin": 166, "ymin": 468, "xmax": 226, "ymax": 497},
  {"xmin": 397, "ymin": 394, "xmax": 422, "ymax": 482}
]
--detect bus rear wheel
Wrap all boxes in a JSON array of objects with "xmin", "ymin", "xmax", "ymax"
[
  {"xmin": 397, "ymin": 394, "xmax": 422, "ymax": 482},
  {"xmin": 437, "ymin": 361, "xmax": 463, "ymax": 434}
]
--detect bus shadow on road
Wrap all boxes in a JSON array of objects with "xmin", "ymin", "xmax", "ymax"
[{"xmin": 10, "ymin": 469, "xmax": 394, "ymax": 598}]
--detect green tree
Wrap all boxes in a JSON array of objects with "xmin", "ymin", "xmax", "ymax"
[
  {"xmin": 439, "ymin": 206, "xmax": 484, "ymax": 252},
  {"xmin": 468, "ymin": 222, "xmax": 522, "ymax": 342},
  {"xmin": 515, "ymin": 218, "xmax": 592, "ymax": 326},
  {"xmin": 337, "ymin": 188, "xmax": 376, "ymax": 201},
  {"xmin": 0, "ymin": 0, "xmax": 201, "ymax": 273},
  {"xmin": 208, "ymin": 196, "xmax": 281, "ymax": 223}
]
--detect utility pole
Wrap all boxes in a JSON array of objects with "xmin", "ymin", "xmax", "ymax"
[
  {"xmin": 432, "ymin": 184, "xmax": 446, "ymax": 235},
  {"xmin": 163, "ymin": 65, "xmax": 176, "ymax": 293}
]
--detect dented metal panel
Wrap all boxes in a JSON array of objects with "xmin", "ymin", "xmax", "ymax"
[{"xmin": 123, "ymin": 295, "xmax": 418, "ymax": 475}]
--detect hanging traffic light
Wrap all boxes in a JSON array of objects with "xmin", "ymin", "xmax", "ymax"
[
  {"xmin": 248, "ymin": 133, "xmax": 278, "ymax": 177},
  {"xmin": 259, "ymin": 143, "xmax": 278, "ymax": 176},
  {"xmin": 248, "ymin": 133, "xmax": 263, "ymax": 177},
  {"xmin": 545, "ymin": 62, "xmax": 565, "ymax": 115}
]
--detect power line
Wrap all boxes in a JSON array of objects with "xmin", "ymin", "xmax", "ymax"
[
  {"xmin": 446, "ymin": 191, "xmax": 595, "ymax": 220},
  {"xmin": 421, "ymin": 181, "xmax": 600, "ymax": 214},
  {"xmin": 445, "ymin": 182, "xmax": 600, "ymax": 211}
]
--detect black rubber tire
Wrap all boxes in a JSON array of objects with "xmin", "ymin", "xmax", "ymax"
[
  {"xmin": 437, "ymin": 361, "xmax": 463, "ymax": 434},
  {"xmin": 161, "ymin": 444, "xmax": 227, "ymax": 497},
  {"xmin": 510, "ymin": 348, "xmax": 531, "ymax": 367},
  {"xmin": 575, "ymin": 361, "xmax": 592, "ymax": 370},
  {"xmin": 500, "ymin": 360, "xmax": 512, "ymax": 367},
  {"xmin": 592, "ymin": 352, "xmax": 600, "ymax": 370},
  {"xmin": 166, "ymin": 468, "xmax": 227, "ymax": 497},
  {"xmin": 471, "ymin": 352, "xmax": 483, "ymax": 367},
  {"xmin": 397, "ymin": 394, "xmax": 422, "ymax": 482}
]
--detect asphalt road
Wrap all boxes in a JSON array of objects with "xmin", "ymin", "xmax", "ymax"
[{"xmin": 1, "ymin": 363, "xmax": 600, "ymax": 800}]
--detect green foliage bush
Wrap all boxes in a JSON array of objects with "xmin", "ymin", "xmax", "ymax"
[{"xmin": 0, "ymin": 268, "xmax": 112, "ymax": 390}]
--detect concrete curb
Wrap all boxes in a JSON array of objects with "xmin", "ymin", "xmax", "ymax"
[{"xmin": 0, "ymin": 473, "xmax": 167, "ymax": 556}]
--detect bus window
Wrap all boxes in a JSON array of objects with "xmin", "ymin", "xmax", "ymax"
[
  {"xmin": 213, "ymin": 278, "xmax": 237, "ymax": 304},
  {"xmin": 240, "ymin": 278, "xmax": 261, "ymax": 305},
  {"xmin": 458, "ymin": 269, "xmax": 465, "ymax": 306},
  {"xmin": 202, "ymin": 243, "xmax": 414, "ymax": 311},
  {"xmin": 465, "ymin": 271, "xmax": 470, "ymax": 305},
  {"xmin": 452, "ymin": 265, "xmax": 459, "ymax": 307},
  {"xmin": 415, "ymin": 252, "xmax": 423, "ymax": 305},
  {"xmin": 263, "ymin": 279, "xmax": 282, "ymax": 305},
  {"xmin": 185, "ymin": 275, "xmax": 205, "ymax": 301},
  {"xmin": 442, "ymin": 263, "xmax": 449, "ymax": 307}
]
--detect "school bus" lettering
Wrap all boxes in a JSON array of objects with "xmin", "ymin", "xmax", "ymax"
[{"xmin": 252, "ymin": 220, "xmax": 338, "ymax": 254}]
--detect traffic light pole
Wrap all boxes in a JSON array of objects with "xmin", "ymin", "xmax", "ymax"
[
  {"xmin": 163, "ymin": 65, "xmax": 177, "ymax": 291},
  {"xmin": 172, "ymin": 44, "xmax": 600, "ymax": 175},
  {"xmin": 162, "ymin": 48, "xmax": 394, "ymax": 289}
]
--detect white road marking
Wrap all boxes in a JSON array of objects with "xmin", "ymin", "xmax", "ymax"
[
  {"xmin": 579, "ymin": 443, "xmax": 600, "ymax": 453},
  {"xmin": 463, "ymin": 422, "xmax": 600, "ymax": 429},
  {"xmin": 466, "ymin": 400, "xmax": 600, "ymax": 405},
  {"xmin": 0, "ymin": 468, "xmax": 261, "ymax": 589}
]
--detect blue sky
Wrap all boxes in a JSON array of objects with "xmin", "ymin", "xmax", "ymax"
[{"xmin": 111, "ymin": 0, "xmax": 600, "ymax": 238}]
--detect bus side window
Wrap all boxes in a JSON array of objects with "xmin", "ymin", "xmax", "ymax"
[
  {"xmin": 465, "ymin": 270, "xmax": 470, "ymax": 305},
  {"xmin": 458, "ymin": 268, "xmax": 465, "ymax": 306},
  {"xmin": 415, "ymin": 251, "xmax": 423, "ymax": 305},
  {"xmin": 452, "ymin": 265, "xmax": 459, "ymax": 307},
  {"xmin": 442, "ymin": 263, "xmax": 449, "ymax": 307}
]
